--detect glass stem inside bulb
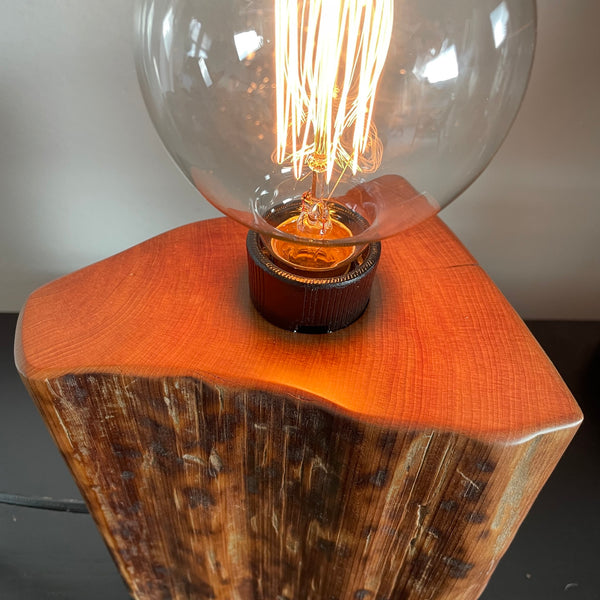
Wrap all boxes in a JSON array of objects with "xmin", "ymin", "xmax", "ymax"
[
  {"xmin": 269, "ymin": 159, "xmax": 360, "ymax": 275},
  {"xmin": 298, "ymin": 155, "xmax": 332, "ymax": 237}
]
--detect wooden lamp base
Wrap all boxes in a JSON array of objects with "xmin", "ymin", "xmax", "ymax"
[{"xmin": 15, "ymin": 216, "xmax": 582, "ymax": 600}]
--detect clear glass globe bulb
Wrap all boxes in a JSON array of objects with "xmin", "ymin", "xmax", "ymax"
[{"xmin": 135, "ymin": 0, "xmax": 535, "ymax": 253}]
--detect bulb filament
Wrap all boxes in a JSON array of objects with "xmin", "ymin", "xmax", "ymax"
[
  {"xmin": 275, "ymin": 0, "xmax": 393, "ymax": 183},
  {"xmin": 272, "ymin": 0, "xmax": 393, "ymax": 269}
]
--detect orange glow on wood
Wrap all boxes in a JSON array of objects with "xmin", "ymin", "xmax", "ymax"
[{"xmin": 16, "ymin": 217, "xmax": 581, "ymax": 444}]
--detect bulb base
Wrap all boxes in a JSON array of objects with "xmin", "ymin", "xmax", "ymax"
[{"xmin": 246, "ymin": 231, "xmax": 381, "ymax": 333}]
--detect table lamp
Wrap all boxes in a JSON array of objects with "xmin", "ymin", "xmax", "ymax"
[{"xmin": 15, "ymin": 1, "xmax": 582, "ymax": 599}]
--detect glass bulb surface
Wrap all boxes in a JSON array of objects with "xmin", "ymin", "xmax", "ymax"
[{"xmin": 135, "ymin": 0, "xmax": 536, "ymax": 248}]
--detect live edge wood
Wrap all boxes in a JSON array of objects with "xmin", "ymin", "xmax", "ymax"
[{"xmin": 15, "ymin": 217, "xmax": 581, "ymax": 600}]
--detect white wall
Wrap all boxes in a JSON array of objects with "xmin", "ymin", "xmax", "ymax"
[{"xmin": 1, "ymin": 0, "xmax": 598, "ymax": 318}]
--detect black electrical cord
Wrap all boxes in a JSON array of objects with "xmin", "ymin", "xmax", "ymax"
[{"xmin": 0, "ymin": 492, "xmax": 89, "ymax": 514}]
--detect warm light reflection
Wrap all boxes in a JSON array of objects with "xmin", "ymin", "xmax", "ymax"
[
  {"xmin": 490, "ymin": 2, "xmax": 509, "ymax": 49},
  {"xmin": 187, "ymin": 19, "xmax": 202, "ymax": 57},
  {"xmin": 162, "ymin": 6, "xmax": 174, "ymax": 51},
  {"xmin": 234, "ymin": 30, "xmax": 264, "ymax": 61},
  {"xmin": 271, "ymin": 215, "xmax": 356, "ymax": 272},
  {"xmin": 415, "ymin": 42, "xmax": 459, "ymax": 84}
]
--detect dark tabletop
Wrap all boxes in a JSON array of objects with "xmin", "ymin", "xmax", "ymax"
[{"xmin": 1, "ymin": 313, "xmax": 598, "ymax": 599}]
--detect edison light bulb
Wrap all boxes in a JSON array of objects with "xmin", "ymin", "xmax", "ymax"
[{"xmin": 135, "ymin": 0, "xmax": 536, "ymax": 329}]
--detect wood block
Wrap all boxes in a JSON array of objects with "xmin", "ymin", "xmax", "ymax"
[{"xmin": 15, "ymin": 217, "xmax": 582, "ymax": 600}]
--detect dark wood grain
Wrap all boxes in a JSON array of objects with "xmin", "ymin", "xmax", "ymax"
[{"xmin": 15, "ymin": 217, "xmax": 582, "ymax": 599}]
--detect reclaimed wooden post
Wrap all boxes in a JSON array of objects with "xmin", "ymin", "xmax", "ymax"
[{"xmin": 15, "ymin": 217, "xmax": 581, "ymax": 600}]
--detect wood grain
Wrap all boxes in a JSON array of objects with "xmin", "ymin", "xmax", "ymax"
[{"xmin": 16, "ymin": 216, "xmax": 582, "ymax": 599}]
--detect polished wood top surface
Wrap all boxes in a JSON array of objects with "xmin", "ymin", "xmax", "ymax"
[{"xmin": 16, "ymin": 216, "xmax": 582, "ymax": 443}]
